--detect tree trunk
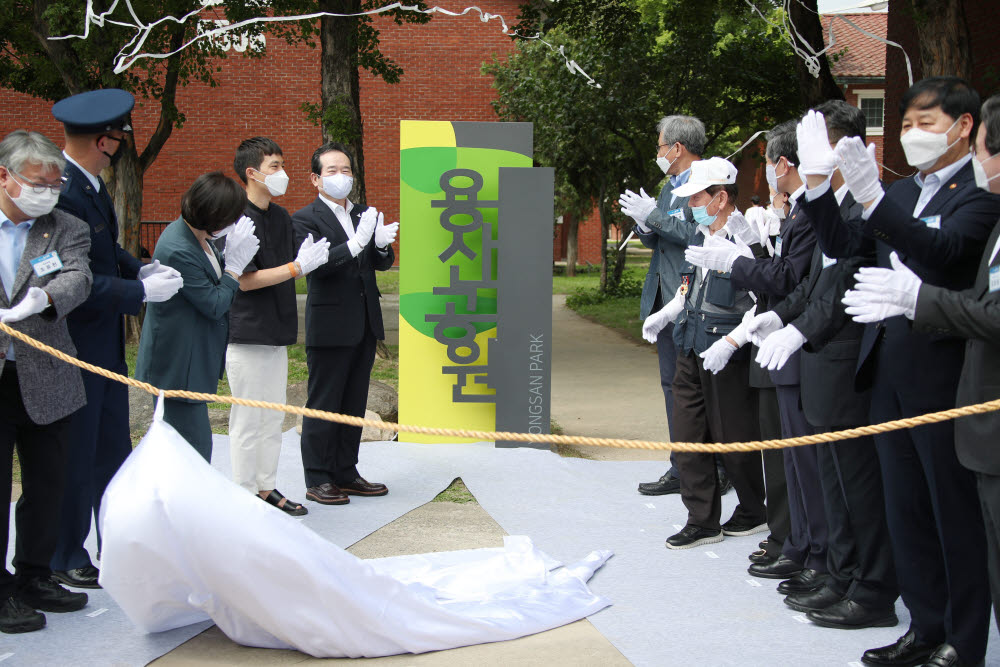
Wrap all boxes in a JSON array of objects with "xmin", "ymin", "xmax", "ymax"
[
  {"xmin": 104, "ymin": 140, "xmax": 145, "ymax": 343},
  {"xmin": 565, "ymin": 213, "xmax": 578, "ymax": 277},
  {"xmin": 611, "ymin": 221, "xmax": 629, "ymax": 286},
  {"xmin": 597, "ymin": 185, "xmax": 609, "ymax": 292},
  {"xmin": 910, "ymin": 0, "xmax": 972, "ymax": 79},
  {"xmin": 319, "ymin": 0, "xmax": 367, "ymax": 206},
  {"xmin": 787, "ymin": 0, "xmax": 845, "ymax": 107}
]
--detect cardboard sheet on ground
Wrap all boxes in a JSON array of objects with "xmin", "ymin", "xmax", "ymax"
[{"xmin": 97, "ymin": 402, "xmax": 611, "ymax": 658}]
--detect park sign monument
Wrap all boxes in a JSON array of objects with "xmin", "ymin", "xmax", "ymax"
[{"xmin": 399, "ymin": 121, "xmax": 553, "ymax": 447}]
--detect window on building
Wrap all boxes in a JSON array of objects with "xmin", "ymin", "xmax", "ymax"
[{"xmin": 857, "ymin": 91, "xmax": 885, "ymax": 135}]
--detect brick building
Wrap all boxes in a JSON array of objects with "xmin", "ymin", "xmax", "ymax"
[{"xmin": 0, "ymin": 0, "xmax": 523, "ymax": 263}]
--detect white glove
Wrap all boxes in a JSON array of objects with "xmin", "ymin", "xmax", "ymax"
[
  {"xmin": 755, "ymin": 324, "xmax": 806, "ymax": 371},
  {"xmin": 375, "ymin": 218, "xmax": 399, "ymax": 249},
  {"xmin": 295, "ymin": 234, "xmax": 331, "ymax": 276},
  {"xmin": 835, "ymin": 136, "xmax": 883, "ymax": 204},
  {"xmin": 642, "ymin": 286, "xmax": 685, "ymax": 343},
  {"xmin": 138, "ymin": 259, "xmax": 181, "ymax": 281},
  {"xmin": 141, "ymin": 270, "xmax": 183, "ymax": 303},
  {"xmin": 223, "ymin": 215, "xmax": 261, "ymax": 277},
  {"xmin": 348, "ymin": 207, "xmax": 379, "ymax": 256},
  {"xmin": 746, "ymin": 310, "xmax": 784, "ymax": 347},
  {"xmin": 723, "ymin": 210, "xmax": 759, "ymax": 247},
  {"xmin": 842, "ymin": 251, "xmax": 921, "ymax": 322},
  {"xmin": 684, "ymin": 234, "xmax": 751, "ymax": 273},
  {"xmin": 699, "ymin": 336, "xmax": 739, "ymax": 374},
  {"xmin": 744, "ymin": 206, "xmax": 770, "ymax": 246},
  {"xmin": 618, "ymin": 188, "xmax": 657, "ymax": 230},
  {"xmin": 796, "ymin": 110, "xmax": 838, "ymax": 177},
  {"xmin": 0, "ymin": 287, "xmax": 49, "ymax": 323}
]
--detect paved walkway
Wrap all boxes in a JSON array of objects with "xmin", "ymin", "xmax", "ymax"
[{"xmin": 151, "ymin": 294, "xmax": 668, "ymax": 665}]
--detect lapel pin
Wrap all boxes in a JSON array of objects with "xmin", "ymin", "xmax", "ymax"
[{"xmin": 949, "ymin": 183, "xmax": 957, "ymax": 189}]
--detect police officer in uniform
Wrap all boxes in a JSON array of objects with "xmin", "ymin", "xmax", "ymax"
[{"xmin": 49, "ymin": 89, "xmax": 182, "ymax": 588}]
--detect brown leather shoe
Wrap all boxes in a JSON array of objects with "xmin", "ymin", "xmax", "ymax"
[
  {"xmin": 339, "ymin": 477, "xmax": 388, "ymax": 496},
  {"xmin": 305, "ymin": 483, "xmax": 349, "ymax": 505}
]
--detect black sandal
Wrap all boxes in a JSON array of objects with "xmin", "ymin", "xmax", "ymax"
[{"xmin": 261, "ymin": 490, "xmax": 308, "ymax": 516}]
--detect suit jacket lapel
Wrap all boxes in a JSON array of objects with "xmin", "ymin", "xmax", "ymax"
[
  {"xmin": 976, "ymin": 219, "xmax": 1000, "ymax": 295},
  {"xmin": 919, "ymin": 161, "xmax": 974, "ymax": 218},
  {"xmin": 11, "ymin": 216, "xmax": 53, "ymax": 298},
  {"xmin": 64, "ymin": 162, "xmax": 113, "ymax": 228},
  {"xmin": 179, "ymin": 219, "xmax": 222, "ymax": 280},
  {"xmin": 311, "ymin": 198, "xmax": 349, "ymax": 244}
]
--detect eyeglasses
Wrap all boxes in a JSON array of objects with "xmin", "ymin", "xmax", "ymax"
[{"xmin": 10, "ymin": 170, "xmax": 66, "ymax": 194}]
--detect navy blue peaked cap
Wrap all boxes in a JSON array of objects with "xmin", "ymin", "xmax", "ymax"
[{"xmin": 52, "ymin": 89, "xmax": 134, "ymax": 135}]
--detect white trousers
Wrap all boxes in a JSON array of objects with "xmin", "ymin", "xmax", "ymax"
[{"xmin": 226, "ymin": 344, "xmax": 288, "ymax": 494}]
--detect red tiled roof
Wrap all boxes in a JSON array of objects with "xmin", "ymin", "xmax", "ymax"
[{"xmin": 821, "ymin": 13, "xmax": 887, "ymax": 79}]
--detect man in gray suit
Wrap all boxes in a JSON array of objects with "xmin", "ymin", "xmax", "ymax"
[
  {"xmin": 0, "ymin": 130, "xmax": 93, "ymax": 632},
  {"xmin": 618, "ymin": 116, "xmax": 708, "ymax": 495},
  {"xmin": 845, "ymin": 92, "xmax": 1000, "ymax": 642}
]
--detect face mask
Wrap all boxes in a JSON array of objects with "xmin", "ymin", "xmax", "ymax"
[
  {"xmin": 99, "ymin": 135, "xmax": 125, "ymax": 166},
  {"xmin": 212, "ymin": 223, "xmax": 236, "ymax": 239},
  {"xmin": 766, "ymin": 159, "xmax": 792, "ymax": 192},
  {"xmin": 322, "ymin": 173, "xmax": 353, "ymax": 199},
  {"xmin": 4, "ymin": 173, "xmax": 59, "ymax": 218},
  {"xmin": 691, "ymin": 193, "xmax": 719, "ymax": 226},
  {"xmin": 656, "ymin": 145, "xmax": 676, "ymax": 175},
  {"xmin": 900, "ymin": 118, "xmax": 961, "ymax": 171},
  {"xmin": 252, "ymin": 168, "xmax": 289, "ymax": 197},
  {"xmin": 769, "ymin": 197, "xmax": 787, "ymax": 220},
  {"xmin": 973, "ymin": 152, "xmax": 1000, "ymax": 191}
]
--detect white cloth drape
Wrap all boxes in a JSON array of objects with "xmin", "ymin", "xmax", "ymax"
[{"xmin": 98, "ymin": 399, "xmax": 612, "ymax": 658}]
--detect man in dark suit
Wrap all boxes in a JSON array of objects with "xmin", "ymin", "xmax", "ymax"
[
  {"xmin": 749, "ymin": 102, "xmax": 898, "ymax": 630},
  {"xmin": 292, "ymin": 142, "xmax": 396, "ymax": 506},
  {"xmin": 844, "ymin": 91, "xmax": 1000, "ymax": 655},
  {"xmin": 0, "ymin": 130, "xmax": 92, "ymax": 632},
  {"xmin": 814, "ymin": 77, "xmax": 1000, "ymax": 667},
  {"xmin": 49, "ymin": 89, "xmax": 183, "ymax": 589},
  {"xmin": 688, "ymin": 120, "xmax": 826, "ymax": 593},
  {"xmin": 619, "ymin": 115, "xmax": 710, "ymax": 496}
]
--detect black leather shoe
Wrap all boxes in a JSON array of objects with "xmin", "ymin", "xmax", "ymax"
[
  {"xmin": 305, "ymin": 483, "xmax": 349, "ymax": 505},
  {"xmin": 638, "ymin": 472, "xmax": 680, "ymax": 496},
  {"xmin": 783, "ymin": 585, "xmax": 843, "ymax": 612},
  {"xmin": 748, "ymin": 548, "xmax": 777, "ymax": 565},
  {"xmin": 339, "ymin": 477, "xmax": 388, "ymax": 497},
  {"xmin": 717, "ymin": 469, "xmax": 733, "ymax": 495},
  {"xmin": 722, "ymin": 517, "xmax": 768, "ymax": 536},
  {"xmin": 862, "ymin": 629, "xmax": 937, "ymax": 666},
  {"xmin": 0, "ymin": 596, "xmax": 44, "ymax": 633},
  {"xmin": 18, "ymin": 578, "xmax": 87, "ymax": 613},
  {"xmin": 919, "ymin": 643, "xmax": 982, "ymax": 667},
  {"xmin": 777, "ymin": 568, "xmax": 829, "ymax": 594},
  {"xmin": 665, "ymin": 525, "xmax": 723, "ymax": 550},
  {"xmin": 807, "ymin": 598, "xmax": 898, "ymax": 629},
  {"xmin": 748, "ymin": 555, "xmax": 802, "ymax": 579},
  {"xmin": 51, "ymin": 565, "xmax": 100, "ymax": 589}
]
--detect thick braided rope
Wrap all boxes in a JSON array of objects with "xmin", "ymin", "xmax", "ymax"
[{"xmin": 5, "ymin": 321, "xmax": 998, "ymax": 452}]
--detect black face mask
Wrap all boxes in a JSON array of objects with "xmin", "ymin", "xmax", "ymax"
[{"xmin": 99, "ymin": 135, "xmax": 125, "ymax": 166}]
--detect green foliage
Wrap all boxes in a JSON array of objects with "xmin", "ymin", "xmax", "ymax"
[{"xmin": 301, "ymin": 96, "xmax": 361, "ymax": 143}]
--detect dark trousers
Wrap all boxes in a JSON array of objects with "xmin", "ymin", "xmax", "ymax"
[
  {"xmin": 0, "ymin": 364, "xmax": 72, "ymax": 598},
  {"xmin": 816, "ymin": 434, "xmax": 897, "ymax": 608},
  {"xmin": 759, "ymin": 387, "xmax": 789, "ymax": 557},
  {"xmin": 51, "ymin": 368, "xmax": 131, "ymax": 571},
  {"xmin": 776, "ymin": 384, "xmax": 828, "ymax": 571},
  {"xmin": 871, "ymin": 378, "xmax": 990, "ymax": 662},
  {"xmin": 656, "ymin": 324, "xmax": 679, "ymax": 476},
  {"xmin": 161, "ymin": 398, "xmax": 213, "ymax": 462},
  {"xmin": 301, "ymin": 332, "xmax": 377, "ymax": 488},
  {"xmin": 976, "ymin": 472, "xmax": 1000, "ymax": 637},
  {"xmin": 672, "ymin": 351, "xmax": 766, "ymax": 531}
]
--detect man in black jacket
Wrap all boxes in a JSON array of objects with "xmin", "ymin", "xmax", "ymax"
[
  {"xmin": 844, "ymin": 91, "xmax": 1000, "ymax": 654},
  {"xmin": 812, "ymin": 77, "xmax": 999, "ymax": 667},
  {"xmin": 748, "ymin": 102, "xmax": 898, "ymax": 631},
  {"xmin": 292, "ymin": 143, "xmax": 396, "ymax": 506}
]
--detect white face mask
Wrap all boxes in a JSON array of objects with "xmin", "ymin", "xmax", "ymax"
[
  {"xmin": 769, "ymin": 197, "xmax": 786, "ymax": 220},
  {"xmin": 322, "ymin": 173, "xmax": 353, "ymax": 200},
  {"xmin": 900, "ymin": 118, "xmax": 961, "ymax": 171},
  {"xmin": 655, "ymin": 144, "xmax": 677, "ymax": 175},
  {"xmin": 211, "ymin": 223, "xmax": 236, "ymax": 239},
  {"xmin": 252, "ymin": 168, "xmax": 289, "ymax": 197},
  {"xmin": 5, "ymin": 173, "xmax": 59, "ymax": 219},
  {"xmin": 973, "ymin": 151, "xmax": 1000, "ymax": 191}
]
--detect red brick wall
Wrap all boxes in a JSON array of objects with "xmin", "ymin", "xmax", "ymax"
[
  {"xmin": 552, "ymin": 205, "xmax": 605, "ymax": 266},
  {"xmin": 0, "ymin": 1, "xmax": 522, "ymax": 263},
  {"xmin": 843, "ymin": 84, "xmax": 886, "ymax": 179}
]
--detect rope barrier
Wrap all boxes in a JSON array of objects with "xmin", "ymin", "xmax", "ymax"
[{"xmin": 4, "ymin": 320, "xmax": 997, "ymax": 453}]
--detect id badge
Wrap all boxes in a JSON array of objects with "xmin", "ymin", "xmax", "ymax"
[
  {"xmin": 990, "ymin": 265, "xmax": 1000, "ymax": 293},
  {"xmin": 821, "ymin": 253, "xmax": 837, "ymax": 269},
  {"xmin": 920, "ymin": 215, "xmax": 941, "ymax": 230},
  {"xmin": 774, "ymin": 236, "xmax": 783, "ymax": 257},
  {"xmin": 30, "ymin": 251, "xmax": 62, "ymax": 277},
  {"xmin": 667, "ymin": 208, "xmax": 685, "ymax": 221}
]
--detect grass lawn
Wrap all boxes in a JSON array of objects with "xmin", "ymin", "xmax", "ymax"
[
  {"xmin": 570, "ymin": 296, "xmax": 644, "ymax": 344},
  {"xmin": 295, "ymin": 267, "xmax": 400, "ymax": 296}
]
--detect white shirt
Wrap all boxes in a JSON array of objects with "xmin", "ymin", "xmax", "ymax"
[
  {"xmin": 204, "ymin": 249, "xmax": 221, "ymax": 279},
  {"xmin": 317, "ymin": 195, "xmax": 355, "ymax": 241},
  {"xmin": 788, "ymin": 184, "xmax": 807, "ymax": 208},
  {"xmin": 62, "ymin": 151, "xmax": 101, "ymax": 192},
  {"xmin": 0, "ymin": 210, "xmax": 34, "ymax": 362},
  {"xmin": 912, "ymin": 152, "xmax": 972, "ymax": 217}
]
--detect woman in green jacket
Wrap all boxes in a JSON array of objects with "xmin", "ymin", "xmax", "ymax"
[{"xmin": 136, "ymin": 172, "xmax": 260, "ymax": 460}]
